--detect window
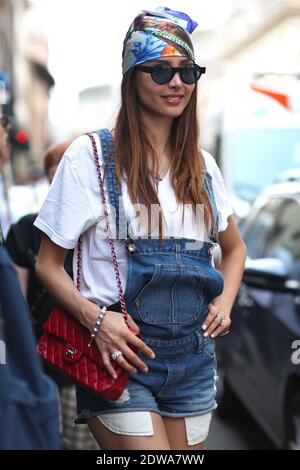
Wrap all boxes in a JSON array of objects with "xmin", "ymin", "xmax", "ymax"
[
  {"xmin": 261, "ymin": 199, "xmax": 300, "ymax": 279},
  {"xmin": 226, "ymin": 129, "xmax": 300, "ymax": 203},
  {"xmin": 243, "ymin": 198, "xmax": 283, "ymax": 259}
]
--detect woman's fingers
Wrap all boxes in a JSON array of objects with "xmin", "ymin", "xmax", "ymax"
[
  {"xmin": 98, "ymin": 343, "xmax": 149, "ymax": 377},
  {"xmin": 210, "ymin": 318, "xmax": 231, "ymax": 338},
  {"xmin": 94, "ymin": 311, "xmax": 155, "ymax": 375},
  {"xmin": 108, "ymin": 337, "xmax": 151, "ymax": 374},
  {"xmin": 95, "ymin": 339, "xmax": 135, "ymax": 378},
  {"xmin": 126, "ymin": 330, "xmax": 155, "ymax": 360},
  {"xmin": 120, "ymin": 343, "xmax": 150, "ymax": 373},
  {"xmin": 109, "ymin": 350, "xmax": 139, "ymax": 375},
  {"xmin": 95, "ymin": 335, "xmax": 154, "ymax": 376},
  {"xmin": 101, "ymin": 350, "xmax": 119, "ymax": 379},
  {"xmin": 201, "ymin": 303, "xmax": 217, "ymax": 332},
  {"xmin": 202, "ymin": 303, "xmax": 231, "ymax": 338}
]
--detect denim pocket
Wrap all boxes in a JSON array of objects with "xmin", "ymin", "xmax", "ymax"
[
  {"xmin": 135, "ymin": 264, "xmax": 206, "ymax": 326},
  {"xmin": 201, "ymin": 336, "xmax": 216, "ymax": 359}
]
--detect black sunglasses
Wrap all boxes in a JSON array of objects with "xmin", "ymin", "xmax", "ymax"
[
  {"xmin": 135, "ymin": 63, "xmax": 206, "ymax": 85},
  {"xmin": 0, "ymin": 116, "xmax": 11, "ymax": 131}
]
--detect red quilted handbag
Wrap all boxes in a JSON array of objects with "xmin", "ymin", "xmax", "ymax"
[
  {"xmin": 37, "ymin": 132, "xmax": 139, "ymax": 401},
  {"xmin": 37, "ymin": 307, "xmax": 139, "ymax": 400}
]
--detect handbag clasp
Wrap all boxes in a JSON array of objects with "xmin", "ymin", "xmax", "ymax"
[{"xmin": 63, "ymin": 344, "xmax": 82, "ymax": 363}]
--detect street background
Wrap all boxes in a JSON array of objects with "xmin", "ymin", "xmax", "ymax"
[{"xmin": 1, "ymin": 0, "xmax": 300, "ymax": 450}]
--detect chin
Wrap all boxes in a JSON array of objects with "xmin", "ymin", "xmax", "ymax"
[
  {"xmin": 162, "ymin": 107, "xmax": 186, "ymax": 118},
  {"xmin": 145, "ymin": 101, "xmax": 186, "ymax": 119}
]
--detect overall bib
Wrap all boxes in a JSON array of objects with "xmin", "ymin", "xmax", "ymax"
[{"xmin": 75, "ymin": 130, "xmax": 224, "ymax": 421}]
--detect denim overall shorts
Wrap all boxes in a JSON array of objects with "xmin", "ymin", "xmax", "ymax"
[{"xmin": 75, "ymin": 129, "xmax": 224, "ymax": 422}]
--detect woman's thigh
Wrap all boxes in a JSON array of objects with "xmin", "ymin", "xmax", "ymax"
[
  {"xmin": 163, "ymin": 413, "xmax": 212, "ymax": 450},
  {"xmin": 87, "ymin": 412, "xmax": 171, "ymax": 450}
]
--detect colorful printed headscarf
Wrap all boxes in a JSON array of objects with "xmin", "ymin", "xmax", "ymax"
[{"xmin": 122, "ymin": 7, "xmax": 198, "ymax": 75}]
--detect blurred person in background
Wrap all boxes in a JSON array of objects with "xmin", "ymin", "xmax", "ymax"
[
  {"xmin": 6, "ymin": 141, "xmax": 73, "ymax": 336},
  {"xmin": 0, "ymin": 124, "xmax": 60, "ymax": 449},
  {"xmin": 0, "ymin": 115, "xmax": 11, "ymax": 243},
  {"xmin": 5, "ymin": 140, "xmax": 98, "ymax": 450},
  {"xmin": 34, "ymin": 7, "xmax": 247, "ymax": 450},
  {"xmin": 0, "ymin": 243, "xmax": 61, "ymax": 449}
]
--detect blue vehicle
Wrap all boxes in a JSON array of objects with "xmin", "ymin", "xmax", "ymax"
[{"xmin": 217, "ymin": 181, "xmax": 300, "ymax": 449}]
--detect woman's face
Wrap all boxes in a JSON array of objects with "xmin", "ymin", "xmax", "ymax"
[{"xmin": 135, "ymin": 56, "xmax": 195, "ymax": 120}]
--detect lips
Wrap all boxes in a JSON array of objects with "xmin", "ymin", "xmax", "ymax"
[{"xmin": 161, "ymin": 94, "xmax": 184, "ymax": 105}]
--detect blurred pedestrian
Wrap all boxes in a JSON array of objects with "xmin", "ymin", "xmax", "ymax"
[
  {"xmin": 34, "ymin": 7, "xmax": 247, "ymax": 450},
  {"xmin": 0, "ymin": 116, "xmax": 9, "ymax": 167},
  {"xmin": 6, "ymin": 140, "xmax": 74, "ymax": 330},
  {"xmin": 0, "ymin": 115, "xmax": 11, "ymax": 243},
  {"xmin": 0, "ymin": 244, "xmax": 61, "ymax": 449},
  {"xmin": 5, "ymin": 140, "xmax": 98, "ymax": 450}
]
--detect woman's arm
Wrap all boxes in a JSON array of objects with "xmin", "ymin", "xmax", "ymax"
[
  {"xmin": 36, "ymin": 234, "xmax": 155, "ymax": 378},
  {"xmin": 202, "ymin": 215, "xmax": 247, "ymax": 338}
]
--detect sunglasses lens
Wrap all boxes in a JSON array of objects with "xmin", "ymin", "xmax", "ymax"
[
  {"xmin": 181, "ymin": 65, "xmax": 199, "ymax": 84},
  {"xmin": 152, "ymin": 65, "xmax": 173, "ymax": 84},
  {"xmin": 145, "ymin": 64, "xmax": 204, "ymax": 85}
]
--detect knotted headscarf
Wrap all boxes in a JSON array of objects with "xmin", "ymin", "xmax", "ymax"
[{"xmin": 122, "ymin": 7, "xmax": 198, "ymax": 75}]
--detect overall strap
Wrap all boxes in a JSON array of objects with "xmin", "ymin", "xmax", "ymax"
[
  {"xmin": 204, "ymin": 172, "xmax": 219, "ymax": 244},
  {"xmin": 200, "ymin": 150, "xmax": 219, "ymax": 243},
  {"xmin": 94, "ymin": 129, "xmax": 128, "ymax": 240}
]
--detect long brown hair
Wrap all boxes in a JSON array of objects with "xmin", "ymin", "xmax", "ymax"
[{"xmin": 113, "ymin": 69, "xmax": 215, "ymax": 240}]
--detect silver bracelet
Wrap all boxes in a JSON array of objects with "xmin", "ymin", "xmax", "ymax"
[{"xmin": 88, "ymin": 306, "xmax": 107, "ymax": 347}]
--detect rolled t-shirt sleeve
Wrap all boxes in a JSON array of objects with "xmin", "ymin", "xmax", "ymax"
[
  {"xmin": 202, "ymin": 150, "xmax": 234, "ymax": 232},
  {"xmin": 34, "ymin": 136, "xmax": 100, "ymax": 249}
]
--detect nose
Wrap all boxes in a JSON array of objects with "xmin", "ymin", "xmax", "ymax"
[{"xmin": 168, "ymin": 71, "xmax": 183, "ymax": 87}]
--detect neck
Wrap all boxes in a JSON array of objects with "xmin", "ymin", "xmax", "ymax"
[{"xmin": 140, "ymin": 110, "xmax": 173, "ymax": 168}]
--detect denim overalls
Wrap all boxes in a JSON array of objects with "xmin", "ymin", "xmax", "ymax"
[{"xmin": 75, "ymin": 129, "xmax": 224, "ymax": 421}]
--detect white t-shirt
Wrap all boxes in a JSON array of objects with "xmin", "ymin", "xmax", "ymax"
[{"xmin": 34, "ymin": 134, "xmax": 233, "ymax": 306}]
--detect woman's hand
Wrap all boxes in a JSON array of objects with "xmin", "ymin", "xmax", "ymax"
[
  {"xmin": 94, "ymin": 311, "xmax": 155, "ymax": 379},
  {"xmin": 201, "ymin": 303, "xmax": 231, "ymax": 338}
]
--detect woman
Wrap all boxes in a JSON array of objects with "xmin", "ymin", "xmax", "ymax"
[{"xmin": 35, "ymin": 7, "xmax": 247, "ymax": 450}]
